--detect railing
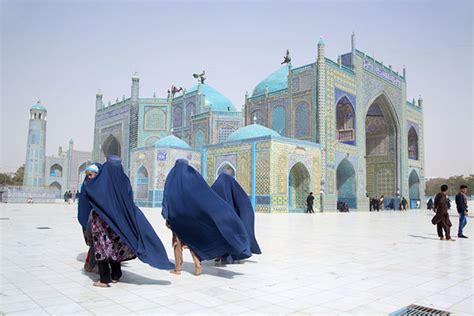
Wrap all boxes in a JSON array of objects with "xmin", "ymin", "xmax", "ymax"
[{"xmin": 336, "ymin": 129, "xmax": 354, "ymax": 142}]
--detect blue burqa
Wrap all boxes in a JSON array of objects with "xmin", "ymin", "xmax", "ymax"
[
  {"xmin": 211, "ymin": 173, "xmax": 261, "ymax": 255},
  {"xmin": 77, "ymin": 156, "xmax": 174, "ymax": 270},
  {"xmin": 162, "ymin": 159, "xmax": 251, "ymax": 261}
]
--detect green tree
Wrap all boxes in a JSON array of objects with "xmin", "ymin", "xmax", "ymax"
[
  {"xmin": 0, "ymin": 173, "xmax": 13, "ymax": 186},
  {"xmin": 425, "ymin": 175, "xmax": 473, "ymax": 196},
  {"xmin": 12, "ymin": 165, "xmax": 24, "ymax": 186}
]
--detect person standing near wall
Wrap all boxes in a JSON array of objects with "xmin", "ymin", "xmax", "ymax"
[{"xmin": 306, "ymin": 192, "xmax": 315, "ymax": 214}]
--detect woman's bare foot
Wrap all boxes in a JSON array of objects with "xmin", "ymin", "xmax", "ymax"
[
  {"xmin": 170, "ymin": 270, "xmax": 181, "ymax": 275},
  {"xmin": 93, "ymin": 281, "xmax": 110, "ymax": 288},
  {"xmin": 194, "ymin": 267, "xmax": 202, "ymax": 276}
]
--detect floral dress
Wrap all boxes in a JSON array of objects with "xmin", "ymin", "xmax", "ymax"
[{"xmin": 91, "ymin": 212, "xmax": 136, "ymax": 263}]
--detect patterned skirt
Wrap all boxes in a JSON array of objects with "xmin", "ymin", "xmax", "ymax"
[{"xmin": 91, "ymin": 212, "xmax": 136, "ymax": 263}]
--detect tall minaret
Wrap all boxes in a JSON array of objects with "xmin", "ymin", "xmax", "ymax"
[
  {"xmin": 95, "ymin": 89, "xmax": 103, "ymax": 111},
  {"xmin": 316, "ymin": 38, "xmax": 327, "ymax": 201},
  {"xmin": 129, "ymin": 72, "xmax": 140, "ymax": 149},
  {"xmin": 23, "ymin": 101, "xmax": 47, "ymax": 187},
  {"xmin": 66, "ymin": 139, "xmax": 74, "ymax": 189}
]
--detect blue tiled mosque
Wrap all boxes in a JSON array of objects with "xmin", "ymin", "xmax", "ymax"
[{"xmin": 91, "ymin": 34, "xmax": 425, "ymax": 212}]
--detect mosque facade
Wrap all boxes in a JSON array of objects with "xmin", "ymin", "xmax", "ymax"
[{"xmin": 93, "ymin": 34, "xmax": 425, "ymax": 212}]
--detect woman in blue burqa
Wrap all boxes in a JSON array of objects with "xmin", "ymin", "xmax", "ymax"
[
  {"xmin": 162, "ymin": 159, "xmax": 251, "ymax": 274},
  {"xmin": 78, "ymin": 156, "xmax": 174, "ymax": 287},
  {"xmin": 211, "ymin": 170, "xmax": 261, "ymax": 264}
]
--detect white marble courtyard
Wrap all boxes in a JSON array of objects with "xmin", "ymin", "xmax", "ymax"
[{"xmin": 0, "ymin": 204, "xmax": 472, "ymax": 315}]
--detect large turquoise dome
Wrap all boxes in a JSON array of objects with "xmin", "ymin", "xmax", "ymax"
[
  {"xmin": 187, "ymin": 84, "xmax": 236, "ymax": 112},
  {"xmin": 155, "ymin": 135, "xmax": 191, "ymax": 150},
  {"xmin": 252, "ymin": 67, "xmax": 289, "ymax": 97},
  {"xmin": 227, "ymin": 124, "xmax": 280, "ymax": 142},
  {"xmin": 31, "ymin": 101, "xmax": 47, "ymax": 111}
]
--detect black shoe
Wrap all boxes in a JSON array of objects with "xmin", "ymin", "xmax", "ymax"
[{"xmin": 458, "ymin": 235, "xmax": 468, "ymax": 238}]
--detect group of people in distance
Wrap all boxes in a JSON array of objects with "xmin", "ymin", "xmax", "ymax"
[
  {"xmin": 64, "ymin": 190, "xmax": 79, "ymax": 204},
  {"xmin": 77, "ymin": 156, "xmax": 261, "ymax": 287},
  {"xmin": 431, "ymin": 184, "xmax": 469, "ymax": 241}
]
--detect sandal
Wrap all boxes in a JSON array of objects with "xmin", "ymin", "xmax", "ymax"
[{"xmin": 93, "ymin": 281, "xmax": 110, "ymax": 288}]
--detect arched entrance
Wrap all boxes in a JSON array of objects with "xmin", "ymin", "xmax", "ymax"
[
  {"xmin": 49, "ymin": 164, "xmax": 63, "ymax": 177},
  {"xmin": 288, "ymin": 162, "xmax": 310, "ymax": 212},
  {"xmin": 408, "ymin": 127, "xmax": 419, "ymax": 160},
  {"xmin": 50, "ymin": 181, "xmax": 62, "ymax": 198},
  {"xmin": 216, "ymin": 162, "xmax": 236, "ymax": 178},
  {"xmin": 136, "ymin": 166, "xmax": 149, "ymax": 200},
  {"xmin": 365, "ymin": 94, "xmax": 399, "ymax": 203},
  {"xmin": 408, "ymin": 170, "xmax": 420, "ymax": 209},
  {"xmin": 102, "ymin": 135, "xmax": 121, "ymax": 158},
  {"xmin": 336, "ymin": 158, "xmax": 357, "ymax": 209}
]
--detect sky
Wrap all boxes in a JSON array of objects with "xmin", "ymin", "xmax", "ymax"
[{"xmin": 1, "ymin": 0, "xmax": 473, "ymax": 178}]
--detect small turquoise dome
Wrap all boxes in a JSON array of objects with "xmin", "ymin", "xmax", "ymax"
[
  {"xmin": 252, "ymin": 67, "xmax": 289, "ymax": 97},
  {"xmin": 155, "ymin": 135, "xmax": 191, "ymax": 150},
  {"xmin": 31, "ymin": 101, "xmax": 46, "ymax": 111},
  {"xmin": 227, "ymin": 124, "xmax": 280, "ymax": 142},
  {"xmin": 187, "ymin": 84, "xmax": 235, "ymax": 112}
]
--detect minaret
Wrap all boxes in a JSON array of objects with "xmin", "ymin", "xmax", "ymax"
[
  {"xmin": 66, "ymin": 139, "xmax": 74, "ymax": 189},
  {"xmin": 23, "ymin": 101, "xmax": 47, "ymax": 187},
  {"xmin": 418, "ymin": 95, "xmax": 423, "ymax": 108},
  {"xmin": 316, "ymin": 38, "xmax": 327, "ymax": 201},
  {"xmin": 95, "ymin": 90, "xmax": 103, "ymax": 111},
  {"xmin": 129, "ymin": 72, "xmax": 140, "ymax": 149},
  {"xmin": 316, "ymin": 38, "xmax": 326, "ymax": 144},
  {"xmin": 351, "ymin": 32, "xmax": 356, "ymax": 69}
]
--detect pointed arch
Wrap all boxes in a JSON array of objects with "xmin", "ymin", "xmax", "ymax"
[
  {"xmin": 408, "ymin": 127, "xmax": 419, "ymax": 160},
  {"xmin": 336, "ymin": 158, "xmax": 357, "ymax": 208},
  {"xmin": 49, "ymin": 163, "xmax": 63, "ymax": 177},
  {"xmin": 336, "ymin": 95, "xmax": 356, "ymax": 143},
  {"xmin": 216, "ymin": 161, "xmax": 236, "ymax": 178},
  {"xmin": 50, "ymin": 181, "xmax": 62, "ymax": 198},
  {"xmin": 136, "ymin": 165, "xmax": 149, "ymax": 200},
  {"xmin": 288, "ymin": 162, "xmax": 311, "ymax": 212},
  {"xmin": 408, "ymin": 169, "xmax": 420, "ymax": 208},
  {"xmin": 102, "ymin": 135, "xmax": 121, "ymax": 158},
  {"xmin": 365, "ymin": 93, "xmax": 400, "ymax": 199}
]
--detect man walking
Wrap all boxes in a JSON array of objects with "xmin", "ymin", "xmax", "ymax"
[
  {"xmin": 306, "ymin": 192, "xmax": 315, "ymax": 214},
  {"xmin": 401, "ymin": 197, "xmax": 408, "ymax": 211},
  {"xmin": 455, "ymin": 185, "xmax": 469, "ymax": 238},
  {"xmin": 432, "ymin": 185, "xmax": 454, "ymax": 241}
]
